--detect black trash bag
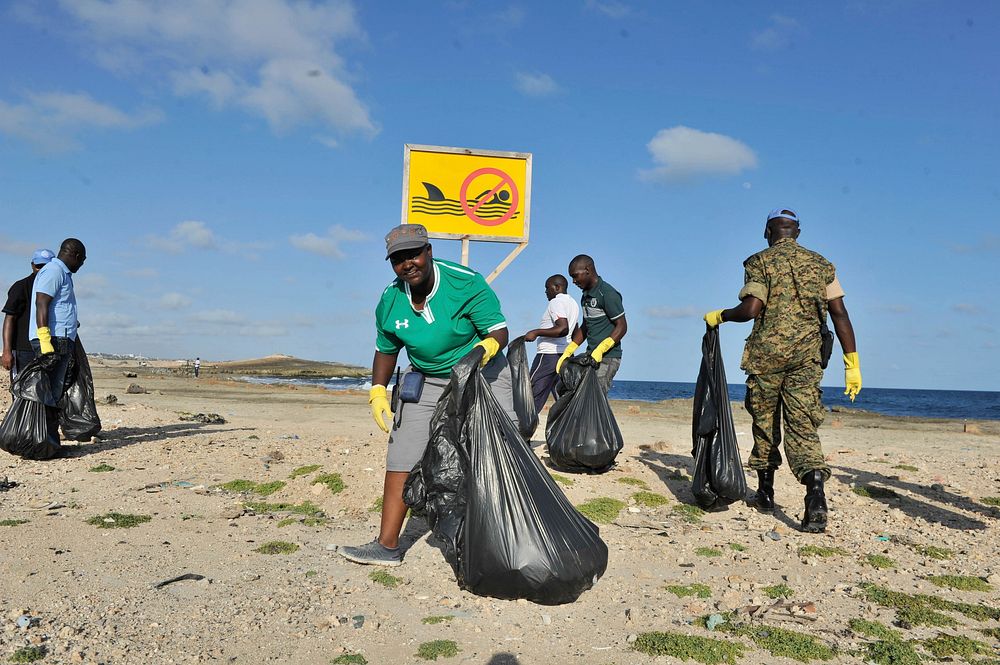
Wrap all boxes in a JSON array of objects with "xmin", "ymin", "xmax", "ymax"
[
  {"xmin": 59, "ymin": 337, "xmax": 102, "ymax": 441},
  {"xmin": 544, "ymin": 356, "xmax": 624, "ymax": 472},
  {"xmin": 506, "ymin": 336, "xmax": 538, "ymax": 441},
  {"xmin": 404, "ymin": 348, "xmax": 608, "ymax": 605},
  {"xmin": 691, "ymin": 327, "xmax": 747, "ymax": 508},
  {"xmin": 0, "ymin": 357, "xmax": 62, "ymax": 460}
]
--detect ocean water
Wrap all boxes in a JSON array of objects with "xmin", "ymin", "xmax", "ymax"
[{"xmin": 237, "ymin": 375, "xmax": 1000, "ymax": 421}]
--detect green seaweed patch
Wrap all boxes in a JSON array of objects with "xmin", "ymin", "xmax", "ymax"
[
  {"xmin": 252, "ymin": 480, "xmax": 286, "ymax": 496},
  {"xmin": 892, "ymin": 464, "xmax": 919, "ymax": 472},
  {"xmin": 763, "ymin": 584, "xmax": 794, "ymax": 599},
  {"xmin": 859, "ymin": 583, "xmax": 1000, "ymax": 626},
  {"xmin": 331, "ymin": 654, "xmax": 368, "ymax": 665},
  {"xmin": 852, "ymin": 485, "xmax": 899, "ymax": 499},
  {"xmin": 88, "ymin": 463, "xmax": 115, "ymax": 472},
  {"xmin": 668, "ymin": 470, "xmax": 692, "ymax": 482},
  {"xmin": 0, "ymin": 519, "xmax": 29, "ymax": 527},
  {"xmin": 369, "ymin": 570, "xmax": 402, "ymax": 588},
  {"xmin": 673, "ymin": 504, "xmax": 706, "ymax": 523},
  {"xmin": 218, "ymin": 479, "xmax": 258, "ymax": 492},
  {"xmin": 276, "ymin": 518, "xmax": 296, "ymax": 528},
  {"xmin": 550, "ymin": 473, "xmax": 574, "ymax": 487},
  {"xmin": 86, "ymin": 512, "xmax": 151, "ymax": 529},
  {"xmin": 848, "ymin": 618, "xmax": 922, "ymax": 665},
  {"xmin": 633, "ymin": 491, "xmax": 669, "ymax": 508},
  {"xmin": 289, "ymin": 464, "xmax": 322, "ymax": 479},
  {"xmin": 720, "ymin": 623, "xmax": 836, "ymax": 662},
  {"xmin": 865, "ymin": 554, "xmax": 896, "ymax": 569},
  {"xmin": 926, "ymin": 574, "xmax": 992, "ymax": 592},
  {"xmin": 922, "ymin": 633, "xmax": 991, "ymax": 659},
  {"xmin": 631, "ymin": 631, "xmax": 744, "ymax": 664},
  {"xmin": 576, "ymin": 497, "xmax": 625, "ymax": 524},
  {"xmin": 914, "ymin": 544, "xmax": 953, "ymax": 560},
  {"xmin": 616, "ymin": 476, "xmax": 649, "ymax": 489},
  {"xmin": 313, "ymin": 473, "xmax": 345, "ymax": 494},
  {"xmin": 798, "ymin": 545, "xmax": 848, "ymax": 558},
  {"xmin": 8, "ymin": 646, "xmax": 46, "ymax": 663},
  {"xmin": 369, "ymin": 496, "xmax": 383, "ymax": 513},
  {"xmin": 978, "ymin": 627, "xmax": 1000, "ymax": 640},
  {"xmin": 415, "ymin": 640, "xmax": 459, "ymax": 661},
  {"xmin": 421, "ymin": 615, "xmax": 454, "ymax": 625},
  {"xmin": 305, "ymin": 570, "xmax": 318, "ymax": 578},
  {"xmin": 695, "ymin": 547, "xmax": 722, "ymax": 558},
  {"xmin": 981, "ymin": 496, "xmax": 1000, "ymax": 507},
  {"xmin": 848, "ymin": 618, "xmax": 901, "ymax": 642},
  {"xmin": 254, "ymin": 541, "xmax": 299, "ymax": 554},
  {"xmin": 244, "ymin": 500, "xmax": 323, "ymax": 517},
  {"xmin": 666, "ymin": 583, "xmax": 712, "ymax": 599},
  {"xmin": 728, "ymin": 543, "xmax": 746, "ymax": 552}
]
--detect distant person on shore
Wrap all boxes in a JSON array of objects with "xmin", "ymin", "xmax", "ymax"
[
  {"xmin": 31, "ymin": 238, "xmax": 87, "ymax": 404},
  {"xmin": 194, "ymin": 357, "xmax": 201, "ymax": 378},
  {"xmin": 557, "ymin": 255, "xmax": 627, "ymax": 394},
  {"xmin": 703, "ymin": 208, "xmax": 860, "ymax": 533},
  {"xmin": 337, "ymin": 223, "xmax": 518, "ymax": 567},
  {"xmin": 524, "ymin": 274, "xmax": 579, "ymax": 411},
  {"xmin": 2, "ymin": 249, "xmax": 54, "ymax": 382}
]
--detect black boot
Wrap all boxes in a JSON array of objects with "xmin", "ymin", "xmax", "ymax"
[
  {"xmin": 753, "ymin": 469, "xmax": 775, "ymax": 513},
  {"xmin": 801, "ymin": 470, "xmax": 828, "ymax": 533}
]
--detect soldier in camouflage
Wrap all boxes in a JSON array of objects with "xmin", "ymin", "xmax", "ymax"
[{"xmin": 703, "ymin": 208, "xmax": 862, "ymax": 532}]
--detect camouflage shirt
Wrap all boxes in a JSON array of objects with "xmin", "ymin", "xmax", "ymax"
[{"xmin": 739, "ymin": 238, "xmax": 837, "ymax": 375}]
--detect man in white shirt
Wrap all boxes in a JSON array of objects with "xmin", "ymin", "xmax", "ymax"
[{"xmin": 524, "ymin": 274, "xmax": 580, "ymax": 411}]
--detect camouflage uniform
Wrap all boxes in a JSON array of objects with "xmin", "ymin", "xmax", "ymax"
[{"xmin": 739, "ymin": 238, "xmax": 842, "ymax": 482}]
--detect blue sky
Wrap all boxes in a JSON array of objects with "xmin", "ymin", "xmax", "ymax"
[{"xmin": 1, "ymin": 1, "xmax": 997, "ymax": 391}]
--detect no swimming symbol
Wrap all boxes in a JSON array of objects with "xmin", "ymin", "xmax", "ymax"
[
  {"xmin": 459, "ymin": 167, "xmax": 519, "ymax": 227},
  {"xmin": 410, "ymin": 169, "xmax": 520, "ymax": 227}
]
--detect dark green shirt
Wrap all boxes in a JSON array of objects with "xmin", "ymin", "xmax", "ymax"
[
  {"xmin": 740, "ymin": 238, "xmax": 836, "ymax": 375},
  {"xmin": 581, "ymin": 277, "xmax": 625, "ymax": 359}
]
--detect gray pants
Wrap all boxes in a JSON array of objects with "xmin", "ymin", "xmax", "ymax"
[
  {"xmin": 595, "ymin": 357, "xmax": 621, "ymax": 395},
  {"xmin": 386, "ymin": 353, "xmax": 519, "ymax": 472}
]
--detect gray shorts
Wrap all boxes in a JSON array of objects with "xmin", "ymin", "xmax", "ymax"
[{"xmin": 386, "ymin": 354, "xmax": 519, "ymax": 472}]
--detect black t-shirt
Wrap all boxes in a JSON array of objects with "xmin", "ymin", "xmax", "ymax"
[{"xmin": 2, "ymin": 274, "xmax": 36, "ymax": 352}]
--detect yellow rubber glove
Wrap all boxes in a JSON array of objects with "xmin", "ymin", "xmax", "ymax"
[
  {"xmin": 369, "ymin": 385, "xmax": 393, "ymax": 434},
  {"xmin": 843, "ymin": 352, "xmax": 862, "ymax": 402},
  {"xmin": 703, "ymin": 310, "xmax": 724, "ymax": 328},
  {"xmin": 36, "ymin": 326, "xmax": 55, "ymax": 355},
  {"xmin": 473, "ymin": 337, "xmax": 500, "ymax": 368},
  {"xmin": 556, "ymin": 341, "xmax": 579, "ymax": 373},
  {"xmin": 590, "ymin": 337, "xmax": 616, "ymax": 363}
]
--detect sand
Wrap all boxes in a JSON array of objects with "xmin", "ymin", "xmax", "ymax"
[{"xmin": 1, "ymin": 359, "xmax": 998, "ymax": 664}]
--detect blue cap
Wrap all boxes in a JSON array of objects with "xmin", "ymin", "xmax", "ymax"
[
  {"xmin": 767, "ymin": 208, "xmax": 799, "ymax": 224},
  {"xmin": 31, "ymin": 248, "xmax": 55, "ymax": 265}
]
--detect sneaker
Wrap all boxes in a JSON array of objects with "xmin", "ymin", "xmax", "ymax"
[{"xmin": 336, "ymin": 539, "xmax": 403, "ymax": 567}]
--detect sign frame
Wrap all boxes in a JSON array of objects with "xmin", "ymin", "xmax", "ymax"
[{"xmin": 402, "ymin": 144, "xmax": 531, "ymax": 282}]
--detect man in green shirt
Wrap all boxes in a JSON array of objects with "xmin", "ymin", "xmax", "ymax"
[
  {"xmin": 557, "ymin": 254, "xmax": 627, "ymax": 394},
  {"xmin": 337, "ymin": 223, "xmax": 518, "ymax": 567},
  {"xmin": 703, "ymin": 208, "xmax": 861, "ymax": 533}
]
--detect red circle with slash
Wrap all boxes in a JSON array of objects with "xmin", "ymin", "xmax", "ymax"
[{"xmin": 459, "ymin": 167, "xmax": 519, "ymax": 227}]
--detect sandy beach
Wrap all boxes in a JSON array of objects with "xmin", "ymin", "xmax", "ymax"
[{"xmin": 1, "ymin": 359, "xmax": 998, "ymax": 665}]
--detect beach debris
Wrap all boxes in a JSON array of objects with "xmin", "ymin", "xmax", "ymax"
[
  {"xmin": 153, "ymin": 573, "xmax": 207, "ymax": 589},
  {"xmin": 764, "ymin": 529, "xmax": 781, "ymax": 541},
  {"xmin": 735, "ymin": 600, "xmax": 818, "ymax": 623},
  {"xmin": 930, "ymin": 483, "xmax": 945, "ymax": 492},
  {"xmin": 123, "ymin": 372, "xmax": 137, "ymax": 378},
  {"xmin": 125, "ymin": 383, "xmax": 147, "ymax": 394},
  {"xmin": 0, "ymin": 477, "xmax": 18, "ymax": 492},
  {"xmin": 280, "ymin": 434, "xmax": 300, "ymax": 440},
  {"xmin": 705, "ymin": 613, "xmax": 727, "ymax": 631},
  {"xmin": 16, "ymin": 614, "xmax": 40, "ymax": 629},
  {"xmin": 179, "ymin": 412, "xmax": 226, "ymax": 424},
  {"xmin": 104, "ymin": 394, "xmax": 118, "ymax": 404}
]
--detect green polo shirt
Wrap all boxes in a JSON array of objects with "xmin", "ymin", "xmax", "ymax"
[
  {"xmin": 375, "ymin": 259, "xmax": 507, "ymax": 377},
  {"xmin": 581, "ymin": 277, "xmax": 625, "ymax": 359}
]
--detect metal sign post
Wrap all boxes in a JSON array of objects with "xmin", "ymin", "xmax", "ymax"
[{"xmin": 401, "ymin": 144, "xmax": 531, "ymax": 283}]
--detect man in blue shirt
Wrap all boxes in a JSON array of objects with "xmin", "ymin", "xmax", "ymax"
[{"xmin": 30, "ymin": 238, "xmax": 87, "ymax": 403}]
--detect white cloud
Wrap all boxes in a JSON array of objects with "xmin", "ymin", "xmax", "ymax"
[
  {"xmin": 289, "ymin": 224, "xmax": 367, "ymax": 259},
  {"xmin": 952, "ymin": 303, "xmax": 981, "ymax": 315},
  {"xmin": 751, "ymin": 14, "xmax": 804, "ymax": 51},
  {"xmin": 646, "ymin": 305, "xmax": 697, "ymax": 319},
  {"xmin": 0, "ymin": 234, "xmax": 39, "ymax": 257},
  {"xmin": 51, "ymin": 0, "xmax": 376, "ymax": 137},
  {"xmin": 584, "ymin": 0, "xmax": 631, "ymax": 18},
  {"xmin": 146, "ymin": 220, "xmax": 218, "ymax": 253},
  {"xmin": 191, "ymin": 309, "xmax": 245, "ymax": 325},
  {"xmin": 951, "ymin": 234, "xmax": 1000, "ymax": 254},
  {"xmin": 0, "ymin": 91, "xmax": 162, "ymax": 151},
  {"xmin": 639, "ymin": 126, "xmax": 758, "ymax": 182},
  {"xmin": 74, "ymin": 273, "xmax": 111, "ymax": 299},
  {"xmin": 515, "ymin": 72, "xmax": 560, "ymax": 97},
  {"xmin": 160, "ymin": 292, "xmax": 192, "ymax": 310}
]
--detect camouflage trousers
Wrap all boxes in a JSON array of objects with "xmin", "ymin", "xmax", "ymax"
[{"xmin": 745, "ymin": 362, "xmax": 830, "ymax": 482}]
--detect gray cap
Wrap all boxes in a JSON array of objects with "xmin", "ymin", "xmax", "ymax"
[{"xmin": 384, "ymin": 224, "xmax": 429, "ymax": 259}]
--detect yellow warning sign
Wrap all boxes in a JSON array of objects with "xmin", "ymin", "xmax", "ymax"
[{"xmin": 402, "ymin": 144, "xmax": 531, "ymax": 241}]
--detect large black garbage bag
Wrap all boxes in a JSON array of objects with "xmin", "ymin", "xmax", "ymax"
[
  {"xmin": 506, "ymin": 336, "xmax": 539, "ymax": 441},
  {"xmin": 691, "ymin": 327, "xmax": 747, "ymax": 508},
  {"xmin": 59, "ymin": 337, "xmax": 102, "ymax": 441},
  {"xmin": 544, "ymin": 356, "xmax": 624, "ymax": 472},
  {"xmin": 404, "ymin": 349, "xmax": 608, "ymax": 605},
  {"xmin": 0, "ymin": 358, "xmax": 62, "ymax": 460}
]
